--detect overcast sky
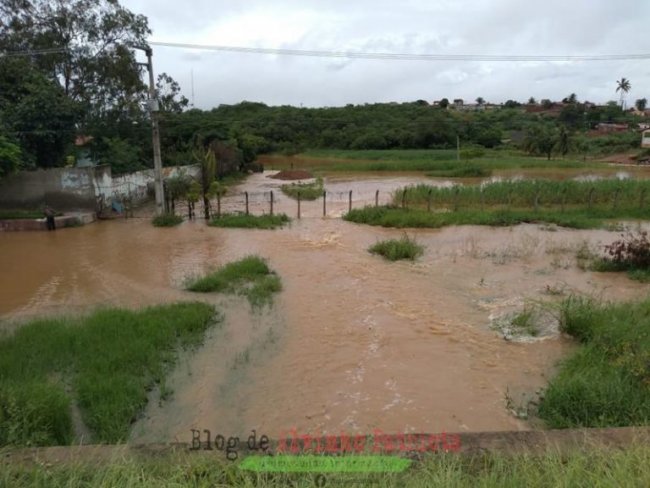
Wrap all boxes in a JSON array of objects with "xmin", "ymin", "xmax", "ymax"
[{"xmin": 121, "ymin": 0, "xmax": 650, "ymax": 109}]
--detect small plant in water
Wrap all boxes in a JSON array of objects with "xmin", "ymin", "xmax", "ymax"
[{"xmin": 368, "ymin": 234, "xmax": 424, "ymax": 261}]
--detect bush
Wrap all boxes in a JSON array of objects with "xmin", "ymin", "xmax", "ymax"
[
  {"xmin": 152, "ymin": 213, "xmax": 183, "ymax": 227},
  {"xmin": 368, "ymin": 235, "xmax": 424, "ymax": 261}
]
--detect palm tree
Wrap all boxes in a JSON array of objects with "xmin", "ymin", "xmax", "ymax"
[{"xmin": 616, "ymin": 78, "xmax": 631, "ymax": 109}]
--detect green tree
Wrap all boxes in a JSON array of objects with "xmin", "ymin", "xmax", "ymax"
[
  {"xmin": 523, "ymin": 124, "xmax": 557, "ymax": 160},
  {"xmin": 616, "ymin": 77, "xmax": 632, "ymax": 109},
  {"xmin": 95, "ymin": 137, "xmax": 143, "ymax": 174},
  {"xmin": 475, "ymin": 97, "xmax": 485, "ymax": 106},
  {"xmin": 528, "ymin": 97, "xmax": 537, "ymax": 105},
  {"xmin": 438, "ymin": 98, "xmax": 449, "ymax": 109},
  {"xmin": 0, "ymin": 135, "xmax": 22, "ymax": 178},
  {"xmin": 635, "ymin": 98, "xmax": 647, "ymax": 112}
]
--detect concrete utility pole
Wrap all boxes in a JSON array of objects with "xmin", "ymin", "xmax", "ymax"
[{"xmin": 137, "ymin": 46, "xmax": 164, "ymax": 215}]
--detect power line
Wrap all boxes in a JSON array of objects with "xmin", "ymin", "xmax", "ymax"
[
  {"xmin": 148, "ymin": 41, "xmax": 650, "ymax": 62},
  {"xmin": 4, "ymin": 43, "xmax": 650, "ymax": 62}
]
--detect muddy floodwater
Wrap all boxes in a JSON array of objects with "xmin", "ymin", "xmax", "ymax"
[{"xmin": 1, "ymin": 172, "xmax": 649, "ymax": 443}]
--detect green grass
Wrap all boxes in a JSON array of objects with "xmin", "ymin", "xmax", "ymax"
[
  {"xmin": 590, "ymin": 259, "xmax": 650, "ymax": 283},
  {"xmin": 2, "ymin": 445, "xmax": 650, "ymax": 487},
  {"xmin": 185, "ymin": 256, "xmax": 282, "ymax": 308},
  {"xmin": 344, "ymin": 206, "xmax": 638, "ymax": 230},
  {"xmin": 538, "ymin": 296, "xmax": 650, "ymax": 428},
  {"xmin": 277, "ymin": 149, "xmax": 606, "ymax": 173},
  {"xmin": 209, "ymin": 213, "xmax": 290, "ymax": 229},
  {"xmin": 0, "ymin": 303, "xmax": 218, "ymax": 446},
  {"xmin": 397, "ymin": 179, "xmax": 650, "ymax": 209},
  {"xmin": 280, "ymin": 177, "xmax": 324, "ymax": 200},
  {"xmin": 368, "ymin": 235, "xmax": 424, "ymax": 261},
  {"xmin": 0, "ymin": 209, "xmax": 62, "ymax": 219},
  {"xmin": 426, "ymin": 165, "xmax": 492, "ymax": 178},
  {"xmin": 151, "ymin": 213, "xmax": 183, "ymax": 227}
]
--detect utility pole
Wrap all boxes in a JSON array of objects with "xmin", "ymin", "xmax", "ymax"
[{"xmin": 137, "ymin": 46, "xmax": 164, "ymax": 215}]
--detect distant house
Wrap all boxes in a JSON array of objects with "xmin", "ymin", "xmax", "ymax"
[
  {"xmin": 642, "ymin": 130, "xmax": 650, "ymax": 148},
  {"xmin": 75, "ymin": 135, "xmax": 95, "ymax": 167}
]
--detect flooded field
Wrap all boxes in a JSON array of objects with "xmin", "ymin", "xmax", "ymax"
[{"xmin": 1, "ymin": 172, "xmax": 649, "ymax": 443}]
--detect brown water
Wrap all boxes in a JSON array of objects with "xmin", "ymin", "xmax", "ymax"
[{"xmin": 1, "ymin": 173, "xmax": 649, "ymax": 443}]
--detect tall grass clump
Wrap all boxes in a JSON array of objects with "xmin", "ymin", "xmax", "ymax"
[
  {"xmin": 538, "ymin": 296, "xmax": 650, "ymax": 428},
  {"xmin": 209, "ymin": 213, "xmax": 290, "ymax": 229},
  {"xmin": 151, "ymin": 213, "xmax": 183, "ymax": 227},
  {"xmin": 590, "ymin": 230, "xmax": 650, "ymax": 282},
  {"xmin": 186, "ymin": 256, "xmax": 282, "ymax": 308},
  {"xmin": 281, "ymin": 177, "xmax": 324, "ymax": 200},
  {"xmin": 0, "ymin": 303, "xmax": 218, "ymax": 446},
  {"xmin": 368, "ymin": 235, "xmax": 424, "ymax": 261},
  {"xmin": 2, "ymin": 444, "xmax": 650, "ymax": 487}
]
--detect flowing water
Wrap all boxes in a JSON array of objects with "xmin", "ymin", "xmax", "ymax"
[{"xmin": 1, "ymin": 172, "xmax": 649, "ymax": 443}]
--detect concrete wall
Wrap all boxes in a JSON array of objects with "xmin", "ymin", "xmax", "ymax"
[
  {"xmin": 0, "ymin": 164, "xmax": 201, "ymax": 211},
  {"xmin": 0, "ymin": 167, "xmax": 98, "ymax": 210}
]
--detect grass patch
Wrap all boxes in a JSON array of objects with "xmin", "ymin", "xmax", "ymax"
[
  {"xmin": 397, "ymin": 178, "xmax": 650, "ymax": 209},
  {"xmin": 581, "ymin": 231, "xmax": 650, "ymax": 282},
  {"xmin": 151, "ymin": 213, "xmax": 183, "ymax": 227},
  {"xmin": 368, "ymin": 235, "xmax": 424, "ymax": 261},
  {"xmin": 426, "ymin": 165, "xmax": 492, "ymax": 178},
  {"xmin": 344, "ymin": 205, "xmax": 631, "ymax": 230},
  {"xmin": 281, "ymin": 177, "xmax": 324, "ymax": 200},
  {"xmin": 0, "ymin": 209, "xmax": 62, "ymax": 220},
  {"xmin": 2, "ymin": 445, "xmax": 650, "ymax": 487},
  {"xmin": 269, "ymin": 149, "xmax": 606, "ymax": 173},
  {"xmin": 185, "ymin": 256, "xmax": 282, "ymax": 308},
  {"xmin": 538, "ymin": 296, "xmax": 650, "ymax": 428},
  {"xmin": 209, "ymin": 213, "xmax": 290, "ymax": 229},
  {"xmin": 0, "ymin": 303, "xmax": 218, "ymax": 446}
]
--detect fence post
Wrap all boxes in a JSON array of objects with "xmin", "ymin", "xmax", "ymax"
[
  {"xmin": 375, "ymin": 189, "xmax": 379, "ymax": 207},
  {"xmin": 349, "ymin": 190, "xmax": 352, "ymax": 213},
  {"xmin": 322, "ymin": 190, "xmax": 326, "ymax": 217},
  {"xmin": 612, "ymin": 188, "xmax": 620, "ymax": 211},
  {"xmin": 245, "ymin": 192, "xmax": 249, "ymax": 215},
  {"xmin": 588, "ymin": 187, "xmax": 595, "ymax": 210},
  {"xmin": 297, "ymin": 191, "xmax": 301, "ymax": 219},
  {"xmin": 561, "ymin": 188, "xmax": 566, "ymax": 213},
  {"xmin": 402, "ymin": 188, "xmax": 407, "ymax": 209},
  {"xmin": 427, "ymin": 188, "xmax": 433, "ymax": 212},
  {"xmin": 454, "ymin": 186, "xmax": 460, "ymax": 212},
  {"xmin": 534, "ymin": 189, "xmax": 540, "ymax": 212},
  {"xmin": 480, "ymin": 187, "xmax": 485, "ymax": 211},
  {"xmin": 270, "ymin": 190, "xmax": 274, "ymax": 216},
  {"xmin": 507, "ymin": 189, "xmax": 512, "ymax": 210},
  {"xmin": 216, "ymin": 193, "xmax": 221, "ymax": 218}
]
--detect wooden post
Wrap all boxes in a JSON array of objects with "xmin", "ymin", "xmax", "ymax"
[
  {"xmin": 322, "ymin": 190, "xmax": 326, "ymax": 217},
  {"xmin": 588, "ymin": 187, "xmax": 595, "ymax": 210},
  {"xmin": 245, "ymin": 192, "xmax": 249, "ymax": 215},
  {"xmin": 480, "ymin": 188, "xmax": 485, "ymax": 211},
  {"xmin": 534, "ymin": 189, "xmax": 540, "ymax": 212},
  {"xmin": 402, "ymin": 188, "xmax": 407, "ymax": 209},
  {"xmin": 561, "ymin": 188, "xmax": 566, "ymax": 213},
  {"xmin": 349, "ymin": 190, "xmax": 352, "ymax": 213},
  {"xmin": 270, "ymin": 190, "xmax": 274, "ymax": 216},
  {"xmin": 454, "ymin": 186, "xmax": 460, "ymax": 212},
  {"xmin": 375, "ymin": 189, "xmax": 379, "ymax": 207},
  {"xmin": 297, "ymin": 191, "xmax": 301, "ymax": 219},
  {"xmin": 216, "ymin": 193, "xmax": 221, "ymax": 218},
  {"xmin": 613, "ymin": 188, "xmax": 620, "ymax": 210},
  {"xmin": 427, "ymin": 188, "xmax": 432, "ymax": 212}
]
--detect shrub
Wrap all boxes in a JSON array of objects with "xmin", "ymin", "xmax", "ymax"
[
  {"xmin": 152, "ymin": 213, "xmax": 183, "ymax": 227},
  {"xmin": 368, "ymin": 235, "xmax": 424, "ymax": 261},
  {"xmin": 209, "ymin": 213, "xmax": 290, "ymax": 229}
]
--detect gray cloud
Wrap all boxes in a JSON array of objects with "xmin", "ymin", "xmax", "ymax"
[{"xmin": 122, "ymin": 0, "xmax": 650, "ymax": 108}]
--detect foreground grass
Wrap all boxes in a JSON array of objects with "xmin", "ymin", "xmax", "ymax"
[
  {"xmin": 0, "ymin": 303, "xmax": 218, "ymax": 446},
  {"xmin": 186, "ymin": 256, "xmax": 282, "ymax": 308},
  {"xmin": 2, "ymin": 445, "xmax": 649, "ymax": 487},
  {"xmin": 369, "ymin": 235, "xmax": 424, "ymax": 261},
  {"xmin": 281, "ymin": 177, "xmax": 324, "ymax": 200},
  {"xmin": 538, "ymin": 297, "xmax": 650, "ymax": 428},
  {"xmin": 344, "ymin": 205, "xmax": 639, "ymax": 230},
  {"xmin": 209, "ymin": 213, "xmax": 290, "ymax": 229},
  {"xmin": 152, "ymin": 213, "xmax": 183, "ymax": 227}
]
